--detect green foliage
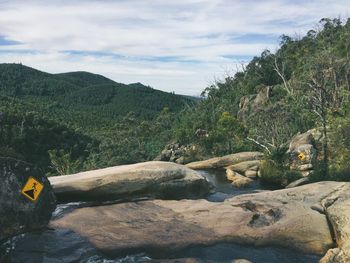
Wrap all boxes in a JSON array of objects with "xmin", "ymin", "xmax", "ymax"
[
  {"xmin": 260, "ymin": 147, "xmax": 302, "ymax": 186},
  {"xmin": 2, "ymin": 18, "xmax": 350, "ymax": 180},
  {"xmin": 0, "ymin": 64, "xmax": 193, "ymax": 174},
  {"xmin": 48, "ymin": 149, "xmax": 81, "ymax": 176},
  {"xmin": 0, "ymin": 103, "xmax": 96, "ymax": 175}
]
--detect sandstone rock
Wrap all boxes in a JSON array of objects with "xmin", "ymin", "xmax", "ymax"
[
  {"xmin": 226, "ymin": 160, "xmax": 261, "ymax": 174},
  {"xmin": 0, "ymin": 157, "xmax": 56, "ymax": 241},
  {"xmin": 149, "ymin": 258, "xmax": 201, "ymax": 263},
  {"xmin": 320, "ymin": 183, "xmax": 350, "ymax": 263},
  {"xmin": 50, "ymin": 182, "xmax": 344, "ymax": 258},
  {"xmin": 285, "ymin": 177, "xmax": 310, "ymax": 188},
  {"xmin": 226, "ymin": 169, "xmax": 253, "ymax": 188},
  {"xmin": 49, "ymin": 161, "xmax": 210, "ymax": 202},
  {"xmin": 186, "ymin": 152, "xmax": 263, "ymax": 170},
  {"xmin": 156, "ymin": 143, "xmax": 197, "ymax": 164},
  {"xmin": 237, "ymin": 86, "xmax": 271, "ymax": 121},
  {"xmin": 288, "ymin": 132, "xmax": 315, "ymax": 153},
  {"xmin": 244, "ymin": 170, "xmax": 258, "ymax": 178},
  {"xmin": 288, "ymin": 131, "xmax": 317, "ymax": 174},
  {"xmin": 295, "ymin": 163, "xmax": 313, "ymax": 171},
  {"xmin": 232, "ymin": 260, "xmax": 252, "ymax": 263}
]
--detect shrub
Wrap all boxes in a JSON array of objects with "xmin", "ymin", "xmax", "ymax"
[
  {"xmin": 260, "ymin": 160, "xmax": 284, "ymax": 186},
  {"xmin": 260, "ymin": 159, "xmax": 302, "ymax": 187}
]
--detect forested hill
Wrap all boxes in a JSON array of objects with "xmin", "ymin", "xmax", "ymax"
[
  {"xmin": 0, "ymin": 63, "xmax": 193, "ymax": 119},
  {"xmin": 0, "ymin": 63, "xmax": 194, "ymax": 175}
]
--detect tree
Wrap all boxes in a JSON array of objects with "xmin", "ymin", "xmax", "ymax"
[{"xmin": 301, "ymin": 49, "xmax": 349, "ymax": 177}]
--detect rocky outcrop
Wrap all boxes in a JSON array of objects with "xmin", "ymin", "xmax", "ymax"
[
  {"xmin": 0, "ymin": 158, "xmax": 56, "ymax": 241},
  {"xmin": 226, "ymin": 160, "xmax": 261, "ymax": 174},
  {"xmin": 154, "ymin": 143, "xmax": 197, "ymax": 164},
  {"xmin": 285, "ymin": 177, "xmax": 310, "ymax": 188},
  {"xmin": 237, "ymin": 86, "xmax": 272, "ymax": 121},
  {"xmin": 50, "ymin": 182, "xmax": 350, "ymax": 259},
  {"xmin": 320, "ymin": 183, "xmax": 350, "ymax": 263},
  {"xmin": 49, "ymin": 161, "xmax": 210, "ymax": 202},
  {"xmin": 287, "ymin": 130, "xmax": 317, "ymax": 177},
  {"xmin": 185, "ymin": 152, "xmax": 263, "ymax": 170},
  {"xmin": 226, "ymin": 169, "xmax": 253, "ymax": 188}
]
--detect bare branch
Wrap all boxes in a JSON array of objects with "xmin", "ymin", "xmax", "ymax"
[{"xmin": 246, "ymin": 137, "xmax": 271, "ymax": 154}]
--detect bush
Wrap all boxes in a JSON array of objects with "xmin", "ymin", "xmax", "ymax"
[
  {"xmin": 311, "ymin": 159, "xmax": 350, "ymax": 182},
  {"xmin": 260, "ymin": 159, "xmax": 302, "ymax": 187},
  {"xmin": 260, "ymin": 160, "xmax": 284, "ymax": 186}
]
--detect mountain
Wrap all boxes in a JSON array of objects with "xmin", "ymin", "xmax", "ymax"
[
  {"xmin": 0, "ymin": 63, "xmax": 195, "ymax": 174},
  {"xmin": 0, "ymin": 63, "xmax": 194, "ymax": 119}
]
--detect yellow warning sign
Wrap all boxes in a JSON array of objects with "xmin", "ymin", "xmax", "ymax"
[
  {"xmin": 21, "ymin": 177, "xmax": 44, "ymax": 202},
  {"xmin": 298, "ymin": 152, "xmax": 306, "ymax": 161}
]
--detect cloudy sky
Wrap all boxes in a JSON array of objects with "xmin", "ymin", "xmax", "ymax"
[{"xmin": 0, "ymin": 0, "xmax": 349, "ymax": 95}]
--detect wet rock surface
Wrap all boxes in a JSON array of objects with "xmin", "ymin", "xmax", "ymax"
[
  {"xmin": 226, "ymin": 169, "xmax": 253, "ymax": 188},
  {"xmin": 50, "ymin": 182, "xmax": 349, "ymax": 258},
  {"xmin": 0, "ymin": 157, "xmax": 56, "ymax": 242}
]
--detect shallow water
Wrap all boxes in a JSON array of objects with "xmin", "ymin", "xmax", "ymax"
[
  {"xmin": 1, "ymin": 170, "xmax": 321, "ymax": 263},
  {"xmin": 198, "ymin": 169, "xmax": 278, "ymax": 201}
]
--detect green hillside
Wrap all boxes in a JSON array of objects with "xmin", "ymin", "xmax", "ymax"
[
  {"xmin": 2, "ymin": 18, "xmax": 350, "ymax": 182},
  {"xmin": 172, "ymin": 18, "xmax": 350, "ymax": 183},
  {"xmin": 0, "ymin": 64, "xmax": 193, "ymax": 174}
]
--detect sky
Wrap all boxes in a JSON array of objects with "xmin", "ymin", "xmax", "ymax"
[{"xmin": 0, "ymin": 0, "xmax": 349, "ymax": 95}]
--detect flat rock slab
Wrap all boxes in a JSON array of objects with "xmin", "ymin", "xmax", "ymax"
[
  {"xmin": 50, "ymin": 182, "xmax": 350, "ymax": 258},
  {"xmin": 0, "ymin": 158, "xmax": 56, "ymax": 241},
  {"xmin": 49, "ymin": 161, "xmax": 210, "ymax": 202},
  {"xmin": 185, "ymin": 152, "xmax": 263, "ymax": 170}
]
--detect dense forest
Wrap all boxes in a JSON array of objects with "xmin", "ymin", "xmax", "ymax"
[
  {"xmin": 1, "ymin": 18, "xmax": 350, "ymax": 183},
  {"xmin": 0, "ymin": 66, "xmax": 193, "ymax": 174}
]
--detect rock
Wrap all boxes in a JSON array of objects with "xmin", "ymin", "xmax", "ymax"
[
  {"xmin": 175, "ymin": 156, "xmax": 185, "ymax": 164},
  {"xmin": 0, "ymin": 157, "xmax": 56, "ymax": 241},
  {"xmin": 149, "ymin": 259, "xmax": 201, "ymax": 263},
  {"xmin": 194, "ymin": 128, "xmax": 208, "ymax": 138},
  {"xmin": 50, "ymin": 182, "xmax": 345, "ymax": 258},
  {"xmin": 226, "ymin": 169, "xmax": 253, "ymax": 188},
  {"xmin": 49, "ymin": 161, "xmax": 211, "ymax": 202},
  {"xmin": 285, "ymin": 177, "xmax": 310, "ymax": 188},
  {"xmin": 295, "ymin": 163, "xmax": 313, "ymax": 171},
  {"xmin": 237, "ymin": 86, "xmax": 272, "ymax": 121},
  {"xmin": 156, "ymin": 143, "xmax": 197, "ymax": 164},
  {"xmin": 226, "ymin": 160, "xmax": 261, "ymax": 174},
  {"xmin": 301, "ymin": 170, "xmax": 312, "ymax": 177},
  {"xmin": 288, "ymin": 132, "xmax": 315, "ymax": 153},
  {"xmin": 185, "ymin": 152, "xmax": 263, "ymax": 170},
  {"xmin": 244, "ymin": 170, "xmax": 258, "ymax": 178},
  {"xmin": 288, "ymin": 131, "xmax": 317, "ymax": 174},
  {"xmin": 320, "ymin": 183, "xmax": 350, "ymax": 263},
  {"xmin": 232, "ymin": 260, "xmax": 252, "ymax": 263}
]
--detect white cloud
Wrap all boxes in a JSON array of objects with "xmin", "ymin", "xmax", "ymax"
[{"xmin": 0, "ymin": 0, "xmax": 349, "ymax": 95}]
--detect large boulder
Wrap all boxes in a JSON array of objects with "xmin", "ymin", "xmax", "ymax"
[
  {"xmin": 320, "ymin": 183, "xmax": 350, "ymax": 263},
  {"xmin": 226, "ymin": 169, "xmax": 253, "ymax": 188},
  {"xmin": 287, "ymin": 131, "xmax": 317, "ymax": 176},
  {"xmin": 226, "ymin": 160, "xmax": 261, "ymax": 174},
  {"xmin": 0, "ymin": 158, "xmax": 56, "ymax": 241},
  {"xmin": 185, "ymin": 152, "xmax": 263, "ymax": 170},
  {"xmin": 49, "ymin": 161, "xmax": 210, "ymax": 202},
  {"xmin": 154, "ymin": 143, "xmax": 198, "ymax": 164},
  {"xmin": 237, "ymin": 86, "xmax": 272, "ymax": 121},
  {"xmin": 50, "ymin": 182, "xmax": 350, "ymax": 258}
]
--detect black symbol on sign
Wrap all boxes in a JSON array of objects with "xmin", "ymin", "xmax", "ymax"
[{"xmin": 23, "ymin": 182, "xmax": 37, "ymax": 199}]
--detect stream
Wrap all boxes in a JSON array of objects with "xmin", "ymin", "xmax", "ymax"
[{"xmin": 1, "ymin": 170, "xmax": 321, "ymax": 263}]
